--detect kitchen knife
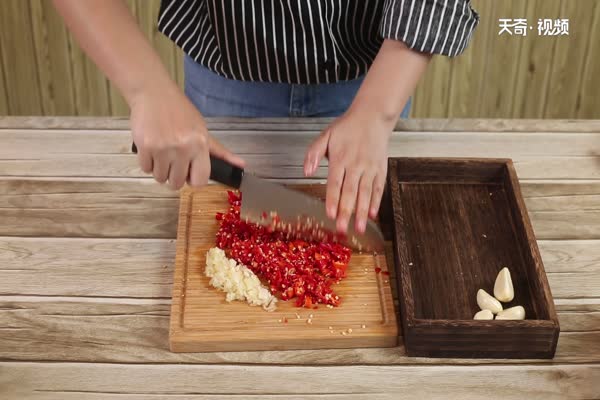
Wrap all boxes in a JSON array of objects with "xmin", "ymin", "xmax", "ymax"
[
  {"xmin": 132, "ymin": 142, "xmax": 384, "ymax": 252},
  {"xmin": 209, "ymin": 156, "xmax": 385, "ymax": 253}
]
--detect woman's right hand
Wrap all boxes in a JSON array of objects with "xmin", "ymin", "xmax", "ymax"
[
  {"xmin": 129, "ymin": 81, "xmax": 245, "ymax": 190},
  {"xmin": 52, "ymin": 1, "xmax": 245, "ymax": 189},
  {"xmin": 52, "ymin": 1, "xmax": 244, "ymax": 190}
]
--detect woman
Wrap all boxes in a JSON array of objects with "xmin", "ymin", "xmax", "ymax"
[{"xmin": 54, "ymin": 0, "xmax": 478, "ymax": 234}]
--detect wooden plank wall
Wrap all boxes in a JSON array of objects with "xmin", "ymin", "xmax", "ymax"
[{"xmin": 0, "ymin": 0, "xmax": 598, "ymax": 118}]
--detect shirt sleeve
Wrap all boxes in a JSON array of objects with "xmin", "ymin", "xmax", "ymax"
[{"xmin": 379, "ymin": 0, "xmax": 480, "ymax": 57}]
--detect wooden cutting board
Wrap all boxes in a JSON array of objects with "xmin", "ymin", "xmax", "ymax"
[{"xmin": 170, "ymin": 184, "xmax": 398, "ymax": 352}]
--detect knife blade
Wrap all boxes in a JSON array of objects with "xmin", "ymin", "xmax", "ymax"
[{"xmin": 209, "ymin": 156, "xmax": 384, "ymax": 253}]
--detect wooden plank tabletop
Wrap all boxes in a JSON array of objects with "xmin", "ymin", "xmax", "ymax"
[{"xmin": 0, "ymin": 117, "xmax": 599, "ymax": 399}]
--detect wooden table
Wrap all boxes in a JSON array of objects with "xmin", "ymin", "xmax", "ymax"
[{"xmin": 1, "ymin": 117, "xmax": 599, "ymax": 399}]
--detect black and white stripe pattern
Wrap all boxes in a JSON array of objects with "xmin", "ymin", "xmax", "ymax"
[{"xmin": 159, "ymin": 0, "xmax": 479, "ymax": 84}]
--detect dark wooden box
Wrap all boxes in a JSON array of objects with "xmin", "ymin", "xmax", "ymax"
[{"xmin": 385, "ymin": 157, "xmax": 559, "ymax": 359}]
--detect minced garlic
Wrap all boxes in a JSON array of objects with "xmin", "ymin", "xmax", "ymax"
[{"xmin": 205, "ymin": 247, "xmax": 277, "ymax": 312}]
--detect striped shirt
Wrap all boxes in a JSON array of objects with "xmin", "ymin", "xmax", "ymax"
[{"xmin": 158, "ymin": 0, "xmax": 479, "ymax": 84}]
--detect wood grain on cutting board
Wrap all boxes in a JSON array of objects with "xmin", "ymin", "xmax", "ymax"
[{"xmin": 170, "ymin": 185, "xmax": 398, "ymax": 352}]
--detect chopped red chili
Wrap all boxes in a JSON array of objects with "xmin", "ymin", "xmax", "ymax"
[
  {"xmin": 374, "ymin": 267, "xmax": 382, "ymax": 274},
  {"xmin": 382, "ymin": 271, "xmax": 390, "ymax": 276},
  {"xmin": 227, "ymin": 190, "xmax": 240, "ymax": 204},
  {"xmin": 215, "ymin": 190, "xmax": 351, "ymax": 307}
]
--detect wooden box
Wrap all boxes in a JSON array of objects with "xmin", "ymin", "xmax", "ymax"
[{"xmin": 386, "ymin": 158, "xmax": 559, "ymax": 359}]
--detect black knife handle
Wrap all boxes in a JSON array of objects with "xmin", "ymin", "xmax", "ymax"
[
  {"xmin": 210, "ymin": 155, "xmax": 243, "ymax": 188},
  {"xmin": 131, "ymin": 142, "xmax": 242, "ymax": 188}
]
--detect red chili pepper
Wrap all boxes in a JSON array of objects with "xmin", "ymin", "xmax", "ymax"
[
  {"xmin": 215, "ymin": 192, "xmax": 351, "ymax": 308},
  {"xmin": 304, "ymin": 296, "xmax": 314, "ymax": 308},
  {"xmin": 227, "ymin": 190, "xmax": 240, "ymax": 204},
  {"xmin": 375, "ymin": 267, "xmax": 382, "ymax": 274},
  {"xmin": 382, "ymin": 271, "xmax": 390, "ymax": 276},
  {"xmin": 285, "ymin": 287, "xmax": 294, "ymax": 299},
  {"xmin": 333, "ymin": 261, "xmax": 348, "ymax": 276}
]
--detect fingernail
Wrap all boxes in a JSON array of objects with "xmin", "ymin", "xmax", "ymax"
[
  {"xmin": 337, "ymin": 220, "xmax": 347, "ymax": 234},
  {"xmin": 327, "ymin": 206, "xmax": 337, "ymax": 219},
  {"xmin": 357, "ymin": 219, "xmax": 366, "ymax": 233}
]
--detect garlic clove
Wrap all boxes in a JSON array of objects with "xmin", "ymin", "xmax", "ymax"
[
  {"xmin": 474, "ymin": 309, "xmax": 494, "ymax": 320},
  {"xmin": 494, "ymin": 267, "xmax": 514, "ymax": 303},
  {"xmin": 477, "ymin": 289, "xmax": 503, "ymax": 314},
  {"xmin": 496, "ymin": 305, "xmax": 526, "ymax": 320}
]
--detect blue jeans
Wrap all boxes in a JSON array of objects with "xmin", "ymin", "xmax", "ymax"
[{"xmin": 184, "ymin": 56, "xmax": 411, "ymax": 118}]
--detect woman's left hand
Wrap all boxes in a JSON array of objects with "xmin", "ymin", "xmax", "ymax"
[
  {"xmin": 304, "ymin": 108, "xmax": 394, "ymax": 234},
  {"xmin": 303, "ymin": 40, "xmax": 430, "ymax": 235}
]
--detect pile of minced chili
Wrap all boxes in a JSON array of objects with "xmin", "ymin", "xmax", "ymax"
[{"xmin": 215, "ymin": 191, "xmax": 351, "ymax": 308}]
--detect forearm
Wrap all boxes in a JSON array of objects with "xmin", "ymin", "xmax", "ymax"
[
  {"xmin": 350, "ymin": 39, "xmax": 431, "ymax": 128},
  {"xmin": 53, "ymin": 0, "xmax": 174, "ymax": 106}
]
